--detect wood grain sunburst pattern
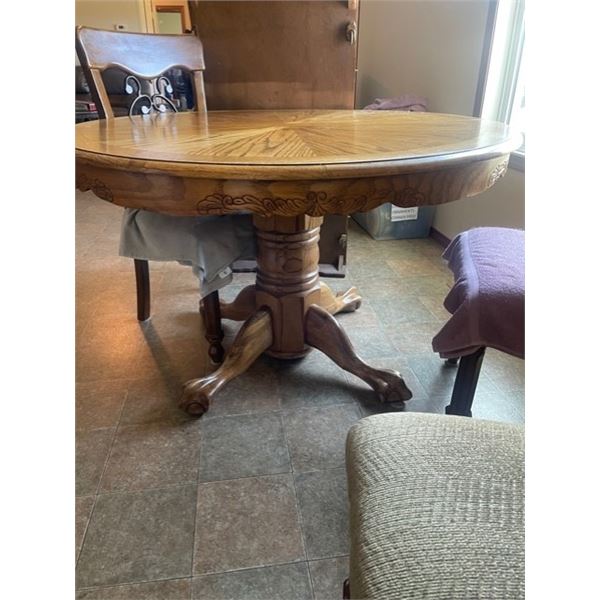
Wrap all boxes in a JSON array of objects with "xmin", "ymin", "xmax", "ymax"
[
  {"xmin": 75, "ymin": 110, "xmax": 520, "ymax": 215},
  {"xmin": 75, "ymin": 110, "xmax": 518, "ymax": 170}
]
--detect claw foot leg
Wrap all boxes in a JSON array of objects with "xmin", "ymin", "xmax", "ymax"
[
  {"xmin": 180, "ymin": 309, "xmax": 273, "ymax": 416},
  {"xmin": 320, "ymin": 283, "xmax": 362, "ymax": 315},
  {"xmin": 305, "ymin": 305, "xmax": 412, "ymax": 405}
]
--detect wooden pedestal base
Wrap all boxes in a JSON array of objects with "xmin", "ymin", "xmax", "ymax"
[{"xmin": 180, "ymin": 215, "xmax": 412, "ymax": 417}]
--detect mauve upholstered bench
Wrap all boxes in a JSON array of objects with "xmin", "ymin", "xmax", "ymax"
[
  {"xmin": 344, "ymin": 413, "xmax": 524, "ymax": 600},
  {"xmin": 432, "ymin": 227, "xmax": 525, "ymax": 417}
]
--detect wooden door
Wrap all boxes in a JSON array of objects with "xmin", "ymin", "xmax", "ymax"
[{"xmin": 188, "ymin": 0, "xmax": 359, "ymax": 110}]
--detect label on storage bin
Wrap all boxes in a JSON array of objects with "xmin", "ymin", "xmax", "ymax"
[{"xmin": 391, "ymin": 206, "xmax": 419, "ymax": 222}]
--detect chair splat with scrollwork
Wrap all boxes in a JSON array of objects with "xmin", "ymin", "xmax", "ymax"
[
  {"xmin": 75, "ymin": 26, "xmax": 207, "ymax": 118},
  {"xmin": 124, "ymin": 74, "xmax": 179, "ymax": 115}
]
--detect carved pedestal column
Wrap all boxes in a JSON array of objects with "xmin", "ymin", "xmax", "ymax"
[{"xmin": 253, "ymin": 215, "xmax": 323, "ymax": 359}]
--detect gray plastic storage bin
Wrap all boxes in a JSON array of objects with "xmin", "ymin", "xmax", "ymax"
[{"xmin": 352, "ymin": 203, "xmax": 435, "ymax": 241}]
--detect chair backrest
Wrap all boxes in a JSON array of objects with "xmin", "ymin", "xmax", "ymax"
[{"xmin": 75, "ymin": 26, "xmax": 207, "ymax": 119}]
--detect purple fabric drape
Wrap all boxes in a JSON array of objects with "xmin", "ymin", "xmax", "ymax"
[
  {"xmin": 432, "ymin": 227, "xmax": 525, "ymax": 359},
  {"xmin": 363, "ymin": 94, "xmax": 428, "ymax": 112}
]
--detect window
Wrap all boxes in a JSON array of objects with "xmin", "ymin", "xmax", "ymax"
[{"xmin": 480, "ymin": 0, "xmax": 525, "ymax": 169}]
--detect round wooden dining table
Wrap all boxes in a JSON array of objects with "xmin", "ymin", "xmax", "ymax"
[{"xmin": 76, "ymin": 109, "xmax": 520, "ymax": 416}]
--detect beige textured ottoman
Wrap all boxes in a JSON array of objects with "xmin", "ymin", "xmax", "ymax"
[{"xmin": 345, "ymin": 413, "xmax": 524, "ymax": 599}]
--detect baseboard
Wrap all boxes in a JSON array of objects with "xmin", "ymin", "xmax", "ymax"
[{"xmin": 429, "ymin": 227, "xmax": 451, "ymax": 248}]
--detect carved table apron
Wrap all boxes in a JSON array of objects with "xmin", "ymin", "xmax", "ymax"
[{"xmin": 76, "ymin": 110, "xmax": 520, "ymax": 416}]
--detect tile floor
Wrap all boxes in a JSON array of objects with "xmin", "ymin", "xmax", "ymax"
[{"xmin": 75, "ymin": 190, "xmax": 525, "ymax": 599}]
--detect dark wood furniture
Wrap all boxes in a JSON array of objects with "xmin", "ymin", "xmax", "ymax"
[
  {"xmin": 444, "ymin": 350, "xmax": 486, "ymax": 417},
  {"xmin": 75, "ymin": 25, "xmax": 225, "ymax": 362},
  {"xmin": 189, "ymin": 0, "xmax": 362, "ymax": 276},
  {"xmin": 76, "ymin": 109, "xmax": 520, "ymax": 417}
]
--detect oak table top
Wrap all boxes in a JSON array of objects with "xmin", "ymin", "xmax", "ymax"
[
  {"xmin": 76, "ymin": 109, "xmax": 516, "ymax": 170},
  {"xmin": 75, "ymin": 109, "xmax": 520, "ymax": 417},
  {"xmin": 76, "ymin": 110, "xmax": 519, "ymax": 218}
]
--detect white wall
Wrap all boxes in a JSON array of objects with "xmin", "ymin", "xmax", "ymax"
[
  {"xmin": 75, "ymin": 0, "xmax": 146, "ymax": 33},
  {"xmin": 433, "ymin": 167, "xmax": 524, "ymax": 238},
  {"xmin": 357, "ymin": 0, "xmax": 525, "ymax": 238}
]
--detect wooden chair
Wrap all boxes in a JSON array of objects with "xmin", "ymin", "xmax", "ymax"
[{"xmin": 75, "ymin": 26, "xmax": 225, "ymax": 362}]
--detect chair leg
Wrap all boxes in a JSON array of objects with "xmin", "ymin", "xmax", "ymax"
[
  {"xmin": 445, "ymin": 347, "xmax": 486, "ymax": 417},
  {"xmin": 201, "ymin": 290, "xmax": 225, "ymax": 364},
  {"xmin": 134, "ymin": 259, "xmax": 150, "ymax": 322}
]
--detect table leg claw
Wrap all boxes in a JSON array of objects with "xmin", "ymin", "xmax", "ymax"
[
  {"xmin": 368, "ymin": 368, "xmax": 413, "ymax": 403},
  {"xmin": 320, "ymin": 283, "xmax": 362, "ymax": 315},
  {"xmin": 180, "ymin": 381, "xmax": 212, "ymax": 417},
  {"xmin": 179, "ymin": 309, "xmax": 273, "ymax": 417},
  {"xmin": 305, "ymin": 305, "xmax": 412, "ymax": 405}
]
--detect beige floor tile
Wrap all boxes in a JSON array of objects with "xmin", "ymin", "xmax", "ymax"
[
  {"xmin": 202, "ymin": 356, "xmax": 282, "ymax": 418},
  {"xmin": 309, "ymin": 556, "xmax": 349, "ymax": 600},
  {"xmin": 76, "ymin": 428, "xmax": 115, "ymax": 496},
  {"xmin": 294, "ymin": 469, "xmax": 349, "ymax": 560},
  {"xmin": 193, "ymin": 475, "xmax": 305, "ymax": 575},
  {"xmin": 77, "ymin": 486, "xmax": 197, "ymax": 588},
  {"xmin": 199, "ymin": 412, "xmax": 290, "ymax": 482},
  {"xmin": 120, "ymin": 377, "xmax": 193, "ymax": 426},
  {"xmin": 386, "ymin": 255, "xmax": 447, "ymax": 277},
  {"xmin": 76, "ymin": 380, "xmax": 128, "ymax": 430},
  {"xmin": 100, "ymin": 420, "xmax": 201, "ymax": 492},
  {"xmin": 283, "ymin": 405, "xmax": 362, "ymax": 473}
]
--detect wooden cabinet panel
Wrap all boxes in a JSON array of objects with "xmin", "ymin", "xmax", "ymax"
[{"xmin": 189, "ymin": 0, "xmax": 359, "ymax": 110}]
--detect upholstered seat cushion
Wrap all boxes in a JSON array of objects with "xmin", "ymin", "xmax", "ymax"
[
  {"xmin": 346, "ymin": 413, "xmax": 524, "ymax": 599},
  {"xmin": 432, "ymin": 227, "xmax": 525, "ymax": 359}
]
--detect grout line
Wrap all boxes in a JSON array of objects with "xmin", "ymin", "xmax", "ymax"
[
  {"xmin": 192, "ymin": 557, "xmax": 311, "ymax": 579},
  {"xmin": 75, "ymin": 495, "xmax": 96, "ymax": 568},
  {"xmin": 76, "ymin": 383, "xmax": 130, "ymax": 569},
  {"xmin": 280, "ymin": 410, "xmax": 313, "ymax": 598},
  {"xmin": 306, "ymin": 560, "xmax": 318, "ymax": 600},
  {"xmin": 292, "ymin": 466, "xmax": 347, "ymax": 478},
  {"xmin": 308, "ymin": 553, "xmax": 350, "ymax": 564},
  {"xmin": 94, "ymin": 383, "xmax": 131, "ymax": 491},
  {"xmin": 190, "ymin": 416, "xmax": 203, "ymax": 584},
  {"xmin": 189, "ymin": 489, "xmax": 200, "ymax": 585},
  {"xmin": 76, "ymin": 556, "xmax": 343, "ymax": 592},
  {"xmin": 93, "ymin": 481, "xmax": 199, "ymax": 498},
  {"xmin": 76, "ymin": 575, "xmax": 192, "ymax": 594}
]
